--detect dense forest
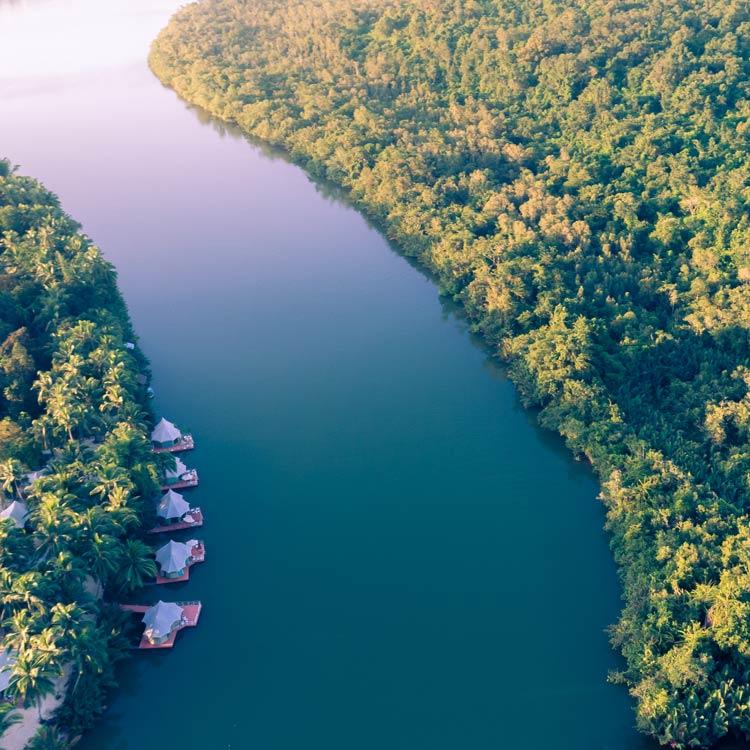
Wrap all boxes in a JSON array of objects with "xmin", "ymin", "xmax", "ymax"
[
  {"xmin": 0, "ymin": 159, "xmax": 159, "ymax": 747},
  {"xmin": 150, "ymin": 0, "xmax": 750, "ymax": 746}
]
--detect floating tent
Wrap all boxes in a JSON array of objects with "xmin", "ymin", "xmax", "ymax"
[
  {"xmin": 155, "ymin": 539, "xmax": 191, "ymax": 577},
  {"xmin": 142, "ymin": 601, "xmax": 184, "ymax": 644},
  {"xmin": 157, "ymin": 490, "xmax": 190, "ymax": 520},
  {"xmin": 0, "ymin": 650, "xmax": 16, "ymax": 694},
  {"xmin": 0, "ymin": 500, "xmax": 28, "ymax": 528},
  {"xmin": 151, "ymin": 418, "xmax": 182, "ymax": 446},
  {"xmin": 165, "ymin": 457, "xmax": 188, "ymax": 481}
]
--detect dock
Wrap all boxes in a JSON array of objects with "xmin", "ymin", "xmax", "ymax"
[
  {"xmin": 153, "ymin": 434, "xmax": 195, "ymax": 454},
  {"xmin": 160, "ymin": 472, "xmax": 199, "ymax": 492},
  {"xmin": 147, "ymin": 508, "xmax": 203, "ymax": 534},
  {"xmin": 154, "ymin": 541, "xmax": 206, "ymax": 584},
  {"xmin": 120, "ymin": 602, "xmax": 202, "ymax": 650}
]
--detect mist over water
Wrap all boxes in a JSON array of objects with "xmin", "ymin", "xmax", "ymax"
[{"xmin": 0, "ymin": 2, "xmax": 648, "ymax": 748}]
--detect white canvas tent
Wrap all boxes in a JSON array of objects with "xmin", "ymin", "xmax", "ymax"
[
  {"xmin": 142, "ymin": 601, "xmax": 184, "ymax": 641},
  {"xmin": 0, "ymin": 500, "xmax": 28, "ymax": 528},
  {"xmin": 157, "ymin": 490, "xmax": 190, "ymax": 520},
  {"xmin": 0, "ymin": 650, "xmax": 16, "ymax": 693},
  {"xmin": 151, "ymin": 418, "xmax": 182, "ymax": 445},
  {"xmin": 155, "ymin": 540, "xmax": 191, "ymax": 575}
]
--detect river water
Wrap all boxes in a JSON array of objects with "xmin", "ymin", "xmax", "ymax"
[{"xmin": 0, "ymin": 1, "xmax": 648, "ymax": 748}]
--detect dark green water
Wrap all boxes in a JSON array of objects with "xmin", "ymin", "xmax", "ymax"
[{"xmin": 1, "ymin": 2, "xmax": 650, "ymax": 748}]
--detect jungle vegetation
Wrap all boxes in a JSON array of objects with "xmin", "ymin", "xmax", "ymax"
[
  {"xmin": 150, "ymin": 0, "xmax": 750, "ymax": 745},
  {"xmin": 0, "ymin": 158, "xmax": 159, "ymax": 743}
]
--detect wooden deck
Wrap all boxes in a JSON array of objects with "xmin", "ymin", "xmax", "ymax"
[
  {"xmin": 154, "ymin": 542, "xmax": 206, "ymax": 584},
  {"xmin": 120, "ymin": 602, "xmax": 202, "ymax": 650},
  {"xmin": 153, "ymin": 435, "xmax": 195, "ymax": 454},
  {"xmin": 147, "ymin": 508, "xmax": 203, "ymax": 535},
  {"xmin": 160, "ymin": 472, "xmax": 199, "ymax": 491}
]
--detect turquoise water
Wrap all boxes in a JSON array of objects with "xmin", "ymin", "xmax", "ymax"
[{"xmin": 0, "ymin": 2, "xmax": 649, "ymax": 748}]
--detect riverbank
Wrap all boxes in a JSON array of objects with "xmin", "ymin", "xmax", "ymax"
[
  {"xmin": 2, "ymin": 668, "xmax": 70, "ymax": 750},
  {"xmin": 0, "ymin": 163, "xmax": 161, "ymax": 748}
]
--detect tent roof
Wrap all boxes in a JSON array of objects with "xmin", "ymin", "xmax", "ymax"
[
  {"xmin": 155, "ymin": 540, "xmax": 190, "ymax": 573},
  {"xmin": 157, "ymin": 489, "xmax": 189, "ymax": 519},
  {"xmin": 165, "ymin": 457, "xmax": 188, "ymax": 479},
  {"xmin": 0, "ymin": 650, "xmax": 16, "ymax": 693},
  {"xmin": 151, "ymin": 417, "xmax": 181, "ymax": 443},
  {"xmin": 24, "ymin": 469, "xmax": 47, "ymax": 484},
  {"xmin": 142, "ymin": 601, "xmax": 183, "ymax": 638},
  {"xmin": 0, "ymin": 500, "xmax": 28, "ymax": 528}
]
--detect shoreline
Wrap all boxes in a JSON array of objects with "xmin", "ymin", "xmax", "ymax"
[
  {"xmin": 0, "ymin": 165, "xmax": 162, "ymax": 749},
  {"xmin": 2, "ymin": 667, "xmax": 71, "ymax": 750}
]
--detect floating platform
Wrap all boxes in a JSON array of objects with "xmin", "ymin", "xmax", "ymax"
[
  {"xmin": 147, "ymin": 508, "xmax": 203, "ymax": 535},
  {"xmin": 155, "ymin": 541, "xmax": 206, "ymax": 585},
  {"xmin": 153, "ymin": 435, "xmax": 195, "ymax": 454},
  {"xmin": 160, "ymin": 471, "xmax": 199, "ymax": 492},
  {"xmin": 120, "ymin": 602, "xmax": 202, "ymax": 649}
]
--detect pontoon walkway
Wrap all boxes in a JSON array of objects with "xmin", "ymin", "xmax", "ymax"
[{"xmin": 147, "ymin": 508, "xmax": 204, "ymax": 534}]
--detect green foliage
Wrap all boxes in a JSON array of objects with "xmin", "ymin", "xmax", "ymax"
[
  {"xmin": 26, "ymin": 726, "xmax": 67, "ymax": 750},
  {"xmin": 0, "ymin": 169, "xmax": 158, "ymax": 739},
  {"xmin": 151, "ymin": 0, "xmax": 750, "ymax": 745}
]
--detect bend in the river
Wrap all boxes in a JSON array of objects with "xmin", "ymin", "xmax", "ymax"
[{"xmin": 0, "ymin": 2, "xmax": 650, "ymax": 748}]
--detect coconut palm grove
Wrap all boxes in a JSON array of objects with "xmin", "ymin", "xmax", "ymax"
[{"xmin": 0, "ymin": 160, "xmax": 161, "ymax": 747}]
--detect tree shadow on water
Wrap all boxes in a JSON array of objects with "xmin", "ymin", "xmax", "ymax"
[{"xmin": 173, "ymin": 90, "xmax": 605, "ymax": 492}]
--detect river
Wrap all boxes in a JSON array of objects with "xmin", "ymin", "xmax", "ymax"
[{"xmin": 0, "ymin": 1, "xmax": 649, "ymax": 748}]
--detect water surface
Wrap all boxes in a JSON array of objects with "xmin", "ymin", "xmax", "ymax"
[{"xmin": 0, "ymin": 2, "xmax": 647, "ymax": 748}]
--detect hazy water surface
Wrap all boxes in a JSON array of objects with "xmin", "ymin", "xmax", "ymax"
[{"xmin": 0, "ymin": 2, "xmax": 648, "ymax": 748}]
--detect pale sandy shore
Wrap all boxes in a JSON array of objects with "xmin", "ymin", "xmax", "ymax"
[{"xmin": 1, "ymin": 666, "xmax": 70, "ymax": 750}]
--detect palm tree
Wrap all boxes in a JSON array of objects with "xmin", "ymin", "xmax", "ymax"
[
  {"xmin": 30, "ymin": 495, "xmax": 74, "ymax": 563},
  {"xmin": 76, "ymin": 506, "xmax": 118, "ymax": 539},
  {"xmin": 115, "ymin": 402, "xmax": 149, "ymax": 431},
  {"xmin": 117, "ymin": 539, "xmax": 157, "ymax": 591},
  {"xmin": 27, "ymin": 629, "xmax": 61, "ymax": 664},
  {"xmin": 0, "ymin": 570, "xmax": 17, "ymax": 622},
  {"xmin": 30, "ymin": 470, "xmax": 78, "ymax": 505},
  {"xmin": 6, "ymin": 650, "xmax": 60, "ymax": 714},
  {"xmin": 156, "ymin": 452, "xmax": 177, "ymax": 476},
  {"xmin": 89, "ymin": 464, "xmax": 131, "ymax": 502},
  {"xmin": 60, "ymin": 620, "xmax": 109, "ymax": 692},
  {"xmin": 1, "ymin": 573, "xmax": 49, "ymax": 623},
  {"xmin": 43, "ymin": 551, "xmax": 87, "ymax": 604},
  {"xmin": 3, "ymin": 609, "xmax": 38, "ymax": 653},
  {"xmin": 47, "ymin": 603, "xmax": 106, "ymax": 691},
  {"xmin": 0, "ymin": 523, "xmax": 32, "ymax": 569},
  {"xmin": 45, "ymin": 388, "xmax": 76, "ymax": 443},
  {"xmin": 49, "ymin": 602, "xmax": 86, "ymax": 639},
  {"xmin": 98, "ymin": 422, "xmax": 152, "ymax": 470},
  {"xmin": 97, "ymin": 423, "xmax": 159, "ymax": 499},
  {"xmin": 0, "ymin": 459, "xmax": 25, "ymax": 505},
  {"xmin": 81, "ymin": 533, "xmax": 120, "ymax": 585},
  {"xmin": 103, "ymin": 484, "xmax": 130, "ymax": 511},
  {"xmin": 32, "ymin": 371, "xmax": 53, "ymax": 406}
]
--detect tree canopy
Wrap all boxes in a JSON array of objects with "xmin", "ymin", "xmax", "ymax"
[
  {"xmin": 0, "ymin": 161, "xmax": 157, "ymax": 738},
  {"xmin": 151, "ymin": 1, "xmax": 750, "ymax": 745}
]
